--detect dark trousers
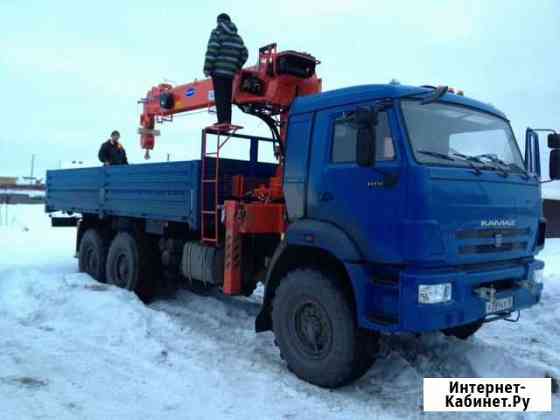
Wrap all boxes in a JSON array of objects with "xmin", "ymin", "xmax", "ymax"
[{"xmin": 212, "ymin": 75, "xmax": 233, "ymax": 124}]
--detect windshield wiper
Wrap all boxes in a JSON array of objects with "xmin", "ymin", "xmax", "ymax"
[
  {"xmin": 475, "ymin": 154, "xmax": 507, "ymax": 165},
  {"xmin": 417, "ymin": 150, "xmax": 455, "ymax": 161},
  {"xmin": 450, "ymin": 153, "xmax": 483, "ymax": 175},
  {"xmin": 454, "ymin": 152, "xmax": 529, "ymax": 179},
  {"xmin": 417, "ymin": 150, "xmax": 482, "ymax": 175},
  {"xmin": 472, "ymin": 154, "xmax": 510, "ymax": 177},
  {"xmin": 482, "ymin": 156, "xmax": 529, "ymax": 179}
]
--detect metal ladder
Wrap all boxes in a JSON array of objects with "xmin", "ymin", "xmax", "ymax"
[{"xmin": 200, "ymin": 124, "xmax": 242, "ymax": 244}]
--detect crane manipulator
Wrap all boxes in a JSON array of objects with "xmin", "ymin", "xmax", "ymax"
[
  {"xmin": 139, "ymin": 43, "xmax": 320, "ymax": 154},
  {"xmin": 137, "ymin": 44, "xmax": 322, "ymax": 295}
]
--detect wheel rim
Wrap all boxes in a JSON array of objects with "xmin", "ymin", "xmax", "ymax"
[
  {"xmin": 293, "ymin": 300, "xmax": 333, "ymax": 359},
  {"xmin": 84, "ymin": 246, "xmax": 98, "ymax": 276},
  {"xmin": 113, "ymin": 252, "xmax": 130, "ymax": 288}
]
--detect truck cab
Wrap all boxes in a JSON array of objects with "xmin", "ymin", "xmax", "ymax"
[
  {"xmin": 276, "ymin": 84, "xmax": 545, "ymax": 328},
  {"xmin": 255, "ymin": 85, "xmax": 552, "ymax": 386}
]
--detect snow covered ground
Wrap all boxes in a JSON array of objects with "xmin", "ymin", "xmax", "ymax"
[{"xmin": 0, "ymin": 205, "xmax": 558, "ymax": 419}]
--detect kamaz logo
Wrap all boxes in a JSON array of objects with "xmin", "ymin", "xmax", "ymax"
[{"xmin": 481, "ymin": 219, "xmax": 516, "ymax": 228}]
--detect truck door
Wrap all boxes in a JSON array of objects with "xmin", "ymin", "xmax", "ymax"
[{"xmin": 307, "ymin": 103, "xmax": 406, "ymax": 263}]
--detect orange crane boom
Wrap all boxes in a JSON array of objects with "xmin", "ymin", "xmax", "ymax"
[{"xmin": 138, "ymin": 44, "xmax": 321, "ymax": 154}]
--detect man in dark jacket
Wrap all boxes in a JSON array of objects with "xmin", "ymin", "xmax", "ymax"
[
  {"xmin": 98, "ymin": 130, "xmax": 128, "ymax": 165},
  {"xmin": 203, "ymin": 13, "xmax": 248, "ymax": 125}
]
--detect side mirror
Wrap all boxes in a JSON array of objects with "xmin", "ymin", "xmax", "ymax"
[
  {"xmin": 356, "ymin": 127, "xmax": 376, "ymax": 167},
  {"xmin": 548, "ymin": 133, "xmax": 560, "ymax": 149},
  {"xmin": 347, "ymin": 107, "xmax": 378, "ymax": 167},
  {"xmin": 355, "ymin": 107, "xmax": 378, "ymax": 127},
  {"xmin": 348, "ymin": 107, "xmax": 378, "ymax": 129},
  {"xmin": 550, "ymin": 149, "xmax": 560, "ymax": 180}
]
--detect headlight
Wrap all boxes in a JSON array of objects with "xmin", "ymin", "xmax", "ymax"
[{"xmin": 418, "ymin": 283, "xmax": 452, "ymax": 304}]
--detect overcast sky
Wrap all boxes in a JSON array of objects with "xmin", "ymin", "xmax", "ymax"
[{"xmin": 1, "ymin": 0, "xmax": 559, "ymax": 180}]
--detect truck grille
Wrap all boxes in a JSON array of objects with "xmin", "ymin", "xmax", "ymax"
[
  {"xmin": 456, "ymin": 227, "xmax": 530, "ymax": 240},
  {"xmin": 456, "ymin": 227, "xmax": 530, "ymax": 255},
  {"xmin": 459, "ymin": 242, "xmax": 528, "ymax": 255}
]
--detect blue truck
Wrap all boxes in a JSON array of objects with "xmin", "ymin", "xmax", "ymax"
[{"xmin": 46, "ymin": 83, "xmax": 560, "ymax": 388}]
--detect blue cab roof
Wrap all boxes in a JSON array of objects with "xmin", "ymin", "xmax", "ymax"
[{"xmin": 290, "ymin": 84, "xmax": 507, "ymax": 120}]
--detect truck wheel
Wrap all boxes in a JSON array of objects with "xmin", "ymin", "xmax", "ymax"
[
  {"xmin": 272, "ymin": 269, "xmax": 378, "ymax": 388},
  {"xmin": 443, "ymin": 319, "xmax": 484, "ymax": 340},
  {"xmin": 105, "ymin": 232, "xmax": 157, "ymax": 303},
  {"xmin": 78, "ymin": 228, "xmax": 108, "ymax": 283}
]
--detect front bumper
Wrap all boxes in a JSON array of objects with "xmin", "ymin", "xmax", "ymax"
[{"xmin": 346, "ymin": 258, "xmax": 544, "ymax": 333}]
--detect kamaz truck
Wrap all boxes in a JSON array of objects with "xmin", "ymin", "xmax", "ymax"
[{"xmin": 46, "ymin": 44, "xmax": 560, "ymax": 388}]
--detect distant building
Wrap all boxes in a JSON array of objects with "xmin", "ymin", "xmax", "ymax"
[
  {"xmin": 0, "ymin": 178, "xmax": 45, "ymax": 204},
  {"xmin": 0, "ymin": 176, "xmax": 18, "ymax": 186}
]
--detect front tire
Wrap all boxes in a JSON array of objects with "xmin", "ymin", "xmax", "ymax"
[
  {"xmin": 78, "ymin": 228, "xmax": 108, "ymax": 282},
  {"xmin": 105, "ymin": 232, "xmax": 159, "ymax": 302},
  {"xmin": 272, "ymin": 269, "xmax": 378, "ymax": 388}
]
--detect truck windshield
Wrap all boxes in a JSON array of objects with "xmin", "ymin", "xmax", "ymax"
[{"xmin": 401, "ymin": 100, "xmax": 525, "ymax": 170}]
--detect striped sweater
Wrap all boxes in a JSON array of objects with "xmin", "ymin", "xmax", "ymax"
[{"xmin": 203, "ymin": 21, "xmax": 248, "ymax": 78}]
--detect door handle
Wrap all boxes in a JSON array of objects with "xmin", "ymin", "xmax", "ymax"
[{"xmin": 319, "ymin": 192, "xmax": 334, "ymax": 202}]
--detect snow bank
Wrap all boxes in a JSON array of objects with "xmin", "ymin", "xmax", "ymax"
[
  {"xmin": 0, "ymin": 204, "xmax": 74, "ymax": 267},
  {"xmin": 0, "ymin": 205, "xmax": 559, "ymax": 419}
]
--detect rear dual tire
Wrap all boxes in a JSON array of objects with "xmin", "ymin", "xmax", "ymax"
[
  {"xmin": 105, "ymin": 232, "xmax": 159, "ymax": 303},
  {"xmin": 79, "ymin": 228, "xmax": 108, "ymax": 283},
  {"xmin": 272, "ymin": 269, "xmax": 378, "ymax": 388}
]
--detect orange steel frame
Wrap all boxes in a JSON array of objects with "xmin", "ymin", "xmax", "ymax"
[{"xmin": 137, "ymin": 44, "xmax": 321, "ymax": 295}]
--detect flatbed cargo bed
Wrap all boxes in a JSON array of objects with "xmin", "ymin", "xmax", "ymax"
[{"xmin": 46, "ymin": 159, "xmax": 277, "ymax": 230}]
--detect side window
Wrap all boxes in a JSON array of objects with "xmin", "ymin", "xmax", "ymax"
[
  {"xmin": 331, "ymin": 111, "xmax": 396, "ymax": 163},
  {"xmin": 331, "ymin": 119, "xmax": 358, "ymax": 163},
  {"xmin": 376, "ymin": 112, "xmax": 396, "ymax": 161}
]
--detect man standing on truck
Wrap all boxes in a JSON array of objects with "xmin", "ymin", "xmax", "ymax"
[
  {"xmin": 203, "ymin": 13, "xmax": 248, "ymax": 126},
  {"xmin": 98, "ymin": 130, "xmax": 128, "ymax": 166}
]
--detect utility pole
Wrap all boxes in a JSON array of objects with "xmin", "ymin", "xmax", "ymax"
[
  {"xmin": 3, "ymin": 195, "xmax": 9, "ymax": 226},
  {"xmin": 30, "ymin": 154, "xmax": 36, "ymax": 183},
  {"xmin": 167, "ymin": 153, "xmax": 171, "ymax": 162},
  {"xmin": 1, "ymin": 186, "xmax": 6, "ymax": 226}
]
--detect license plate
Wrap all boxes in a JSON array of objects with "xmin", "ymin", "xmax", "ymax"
[{"xmin": 486, "ymin": 296, "xmax": 513, "ymax": 314}]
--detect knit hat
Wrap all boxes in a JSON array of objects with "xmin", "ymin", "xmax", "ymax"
[{"xmin": 217, "ymin": 13, "xmax": 231, "ymax": 23}]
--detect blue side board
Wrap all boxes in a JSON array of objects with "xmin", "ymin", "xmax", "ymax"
[{"xmin": 46, "ymin": 159, "xmax": 276, "ymax": 230}]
